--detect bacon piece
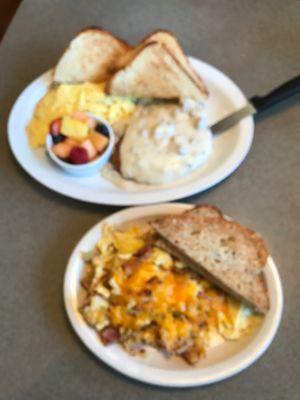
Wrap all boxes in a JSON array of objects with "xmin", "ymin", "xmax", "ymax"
[
  {"xmin": 134, "ymin": 246, "xmax": 152, "ymax": 258},
  {"xmin": 122, "ymin": 247, "xmax": 152, "ymax": 277},
  {"xmin": 122, "ymin": 259, "xmax": 139, "ymax": 276},
  {"xmin": 100, "ymin": 326, "xmax": 120, "ymax": 345}
]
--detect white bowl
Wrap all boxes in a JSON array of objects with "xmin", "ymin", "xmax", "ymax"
[{"xmin": 46, "ymin": 115, "xmax": 115, "ymax": 177}]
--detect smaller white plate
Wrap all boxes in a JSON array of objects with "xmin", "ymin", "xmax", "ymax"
[{"xmin": 63, "ymin": 204, "xmax": 283, "ymax": 387}]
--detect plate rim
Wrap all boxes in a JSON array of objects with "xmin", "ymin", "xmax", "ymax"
[
  {"xmin": 63, "ymin": 203, "xmax": 283, "ymax": 387},
  {"xmin": 8, "ymin": 58, "xmax": 254, "ymax": 206}
]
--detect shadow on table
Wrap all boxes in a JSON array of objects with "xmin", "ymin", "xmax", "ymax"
[{"xmin": 5, "ymin": 144, "xmax": 121, "ymax": 215}]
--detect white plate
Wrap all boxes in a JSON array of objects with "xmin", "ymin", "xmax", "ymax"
[
  {"xmin": 63, "ymin": 203, "xmax": 283, "ymax": 387},
  {"xmin": 8, "ymin": 59, "xmax": 254, "ymax": 206}
]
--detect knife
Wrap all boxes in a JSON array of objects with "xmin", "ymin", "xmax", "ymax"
[{"xmin": 210, "ymin": 74, "xmax": 300, "ymax": 135}]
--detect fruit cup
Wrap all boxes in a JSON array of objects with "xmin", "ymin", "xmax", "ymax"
[{"xmin": 46, "ymin": 115, "xmax": 115, "ymax": 177}]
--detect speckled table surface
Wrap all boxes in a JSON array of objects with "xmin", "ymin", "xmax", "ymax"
[{"xmin": 0, "ymin": 0, "xmax": 299, "ymax": 399}]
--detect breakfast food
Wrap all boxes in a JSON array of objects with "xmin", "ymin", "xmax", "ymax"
[
  {"xmin": 28, "ymin": 27, "xmax": 212, "ymax": 184},
  {"xmin": 107, "ymin": 42, "xmax": 208, "ymax": 100},
  {"xmin": 141, "ymin": 30, "xmax": 208, "ymax": 95},
  {"xmin": 54, "ymin": 27, "xmax": 132, "ymax": 83},
  {"xmin": 118, "ymin": 102, "xmax": 212, "ymax": 185},
  {"xmin": 53, "ymin": 27, "xmax": 208, "ymax": 101},
  {"xmin": 80, "ymin": 206, "xmax": 267, "ymax": 365},
  {"xmin": 151, "ymin": 205, "xmax": 270, "ymax": 313},
  {"xmin": 111, "ymin": 30, "xmax": 208, "ymax": 100},
  {"xmin": 49, "ymin": 113, "xmax": 110, "ymax": 164},
  {"xmin": 26, "ymin": 82, "xmax": 135, "ymax": 148}
]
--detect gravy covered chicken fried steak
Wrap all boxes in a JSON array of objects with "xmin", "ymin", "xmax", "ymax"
[
  {"xmin": 116, "ymin": 102, "xmax": 212, "ymax": 185},
  {"xmin": 26, "ymin": 27, "xmax": 213, "ymax": 186},
  {"xmin": 80, "ymin": 205, "xmax": 269, "ymax": 365}
]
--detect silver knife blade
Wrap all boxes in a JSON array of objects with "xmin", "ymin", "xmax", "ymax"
[{"xmin": 210, "ymin": 102, "xmax": 256, "ymax": 135}]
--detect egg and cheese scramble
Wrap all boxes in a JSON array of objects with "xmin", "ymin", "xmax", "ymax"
[
  {"xmin": 26, "ymin": 82, "xmax": 135, "ymax": 148},
  {"xmin": 80, "ymin": 224, "xmax": 260, "ymax": 365}
]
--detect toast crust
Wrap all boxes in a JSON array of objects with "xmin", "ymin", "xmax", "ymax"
[
  {"xmin": 78, "ymin": 26, "xmax": 132, "ymax": 50},
  {"xmin": 184, "ymin": 204, "xmax": 223, "ymax": 218}
]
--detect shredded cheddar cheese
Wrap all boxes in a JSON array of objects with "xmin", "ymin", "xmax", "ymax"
[{"xmin": 80, "ymin": 224, "xmax": 261, "ymax": 364}]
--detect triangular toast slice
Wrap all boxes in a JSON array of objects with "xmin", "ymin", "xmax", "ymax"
[
  {"xmin": 54, "ymin": 27, "xmax": 132, "ymax": 83},
  {"xmin": 113, "ymin": 30, "xmax": 208, "ymax": 98},
  {"xmin": 141, "ymin": 30, "xmax": 208, "ymax": 97},
  {"xmin": 106, "ymin": 42, "xmax": 208, "ymax": 100},
  {"xmin": 151, "ymin": 205, "xmax": 269, "ymax": 313}
]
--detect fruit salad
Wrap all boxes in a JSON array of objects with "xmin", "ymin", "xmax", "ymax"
[{"xmin": 50, "ymin": 111, "xmax": 110, "ymax": 165}]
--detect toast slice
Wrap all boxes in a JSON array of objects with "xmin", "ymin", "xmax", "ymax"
[
  {"xmin": 151, "ymin": 205, "xmax": 269, "ymax": 313},
  {"xmin": 106, "ymin": 42, "xmax": 208, "ymax": 100},
  {"xmin": 141, "ymin": 30, "xmax": 208, "ymax": 97},
  {"xmin": 113, "ymin": 30, "xmax": 208, "ymax": 98},
  {"xmin": 54, "ymin": 27, "xmax": 132, "ymax": 83},
  {"xmin": 155, "ymin": 204, "xmax": 222, "ymax": 253}
]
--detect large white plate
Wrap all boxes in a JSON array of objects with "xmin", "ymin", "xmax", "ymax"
[
  {"xmin": 8, "ymin": 59, "xmax": 254, "ymax": 205},
  {"xmin": 63, "ymin": 203, "xmax": 283, "ymax": 387}
]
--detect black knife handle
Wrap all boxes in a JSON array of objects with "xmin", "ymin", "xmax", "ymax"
[{"xmin": 250, "ymin": 74, "xmax": 300, "ymax": 114}]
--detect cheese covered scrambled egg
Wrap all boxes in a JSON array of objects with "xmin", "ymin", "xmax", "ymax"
[
  {"xmin": 80, "ymin": 225, "xmax": 261, "ymax": 365},
  {"xmin": 26, "ymin": 82, "xmax": 135, "ymax": 148}
]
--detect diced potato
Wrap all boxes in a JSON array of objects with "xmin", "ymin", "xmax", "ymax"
[
  {"xmin": 150, "ymin": 248, "xmax": 173, "ymax": 269},
  {"xmin": 94, "ymin": 284, "xmax": 111, "ymax": 298},
  {"xmin": 113, "ymin": 229, "xmax": 145, "ymax": 254}
]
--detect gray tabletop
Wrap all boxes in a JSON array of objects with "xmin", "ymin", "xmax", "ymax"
[{"xmin": 1, "ymin": 0, "xmax": 300, "ymax": 399}]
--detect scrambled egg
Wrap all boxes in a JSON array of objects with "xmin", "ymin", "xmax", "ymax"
[
  {"xmin": 80, "ymin": 224, "xmax": 261, "ymax": 365},
  {"xmin": 26, "ymin": 82, "xmax": 135, "ymax": 148}
]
